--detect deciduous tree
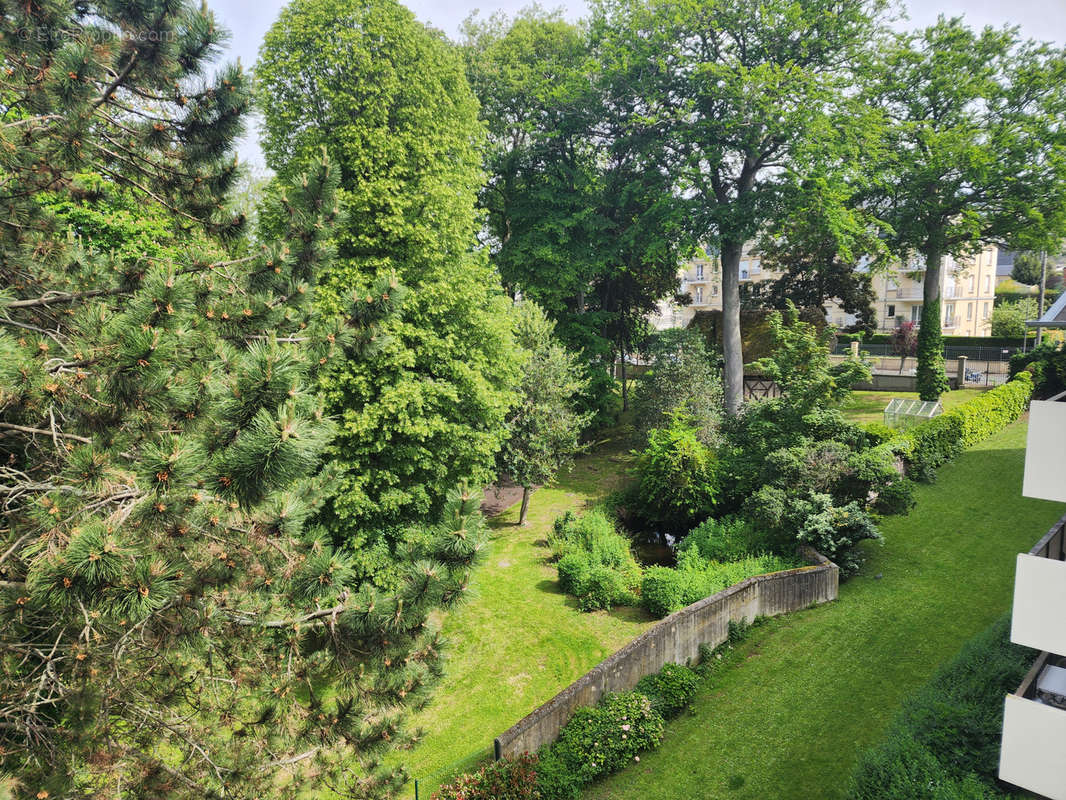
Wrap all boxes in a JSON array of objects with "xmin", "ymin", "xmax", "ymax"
[
  {"xmin": 257, "ymin": 0, "xmax": 521, "ymax": 538},
  {"xmin": 497, "ymin": 302, "xmax": 591, "ymax": 524},
  {"xmin": 864, "ymin": 19, "xmax": 1066, "ymax": 399},
  {"xmin": 593, "ymin": 0, "xmax": 888, "ymax": 415}
]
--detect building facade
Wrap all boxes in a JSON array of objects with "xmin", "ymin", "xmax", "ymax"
[
  {"xmin": 871, "ymin": 244, "xmax": 999, "ymax": 337},
  {"xmin": 649, "ymin": 244, "xmax": 784, "ymax": 330},
  {"xmin": 652, "ymin": 243, "xmax": 1001, "ymax": 337}
]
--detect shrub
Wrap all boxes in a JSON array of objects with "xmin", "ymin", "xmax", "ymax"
[
  {"xmin": 633, "ymin": 327, "xmax": 724, "ymax": 446},
  {"xmin": 640, "ymin": 566, "xmax": 689, "ymax": 617},
  {"xmin": 549, "ymin": 510, "xmax": 642, "ymax": 610},
  {"xmin": 535, "ymin": 747, "xmax": 582, "ymax": 800},
  {"xmin": 432, "ymin": 754, "xmax": 541, "ymax": 800},
  {"xmin": 632, "ymin": 411, "xmax": 719, "ymax": 528},
  {"xmin": 1010, "ymin": 341, "xmax": 1066, "ymax": 398},
  {"xmin": 552, "ymin": 692, "xmax": 664, "ymax": 785},
  {"xmin": 903, "ymin": 413, "xmax": 964, "ymax": 482},
  {"xmin": 794, "ymin": 494, "xmax": 881, "ymax": 575},
  {"xmin": 635, "ymin": 663, "xmax": 700, "ymax": 718},
  {"xmin": 640, "ymin": 553, "xmax": 799, "ymax": 618},
  {"xmin": 873, "ymin": 477, "xmax": 918, "ymax": 516},
  {"xmin": 556, "ymin": 552, "xmax": 591, "ymax": 596},
  {"xmin": 679, "ymin": 516, "xmax": 765, "ymax": 563},
  {"xmin": 580, "ymin": 565, "xmax": 636, "ymax": 612},
  {"xmin": 947, "ymin": 373, "xmax": 1033, "ymax": 447},
  {"xmin": 848, "ymin": 616, "xmax": 1035, "ymax": 800}
]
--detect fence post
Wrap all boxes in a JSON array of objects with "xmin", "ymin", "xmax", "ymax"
[
  {"xmin": 850, "ymin": 340, "xmax": 859, "ymax": 359},
  {"xmin": 956, "ymin": 355, "xmax": 967, "ymax": 387}
]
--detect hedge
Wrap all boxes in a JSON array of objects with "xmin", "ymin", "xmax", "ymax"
[
  {"xmin": 847, "ymin": 616, "xmax": 1035, "ymax": 800},
  {"xmin": 898, "ymin": 373, "xmax": 1033, "ymax": 480}
]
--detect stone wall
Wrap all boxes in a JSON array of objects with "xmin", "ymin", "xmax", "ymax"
[{"xmin": 493, "ymin": 549, "xmax": 838, "ymax": 759}]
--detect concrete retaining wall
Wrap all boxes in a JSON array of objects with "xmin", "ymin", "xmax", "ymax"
[{"xmin": 493, "ymin": 548, "xmax": 839, "ymax": 759}]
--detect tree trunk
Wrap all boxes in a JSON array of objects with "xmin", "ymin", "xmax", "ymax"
[
  {"xmin": 620, "ymin": 352, "xmax": 628, "ymax": 411},
  {"xmin": 916, "ymin": 243, "xmax": 948, "ymax": 400},
  {"xmin": 720, "ymin": 239, "xmax": 744, "ymax": 415},
  {"xmin": 519, "ymin": 486, "xmax": 531, "ymax": 525},
  {"xmin": 1037, "ymin": 250, "xmax": 1048, "ymax": 346}
]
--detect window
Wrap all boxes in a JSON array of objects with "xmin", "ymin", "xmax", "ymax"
[
  {"xmin": 967, "ymin": 302, "xmax": 973, "ymax": 320},
  {"xmin": 969, "ymin": 275, "xmax": 975, "ymax": 293},
  {"xmin": 984, "ymin": 302, "xmax": 990, "ymax": 319},
  {"xmin": 887, "ymin": 304, "xmax": 896, "ymax": 318},
  {"xmin": 740, "ymin": 261, "xmax": 749, "ymax": 280},
  {"xmin": 712, "ymin": 284, "xmax": 719, "ymax": 296},
  {"xmin": 944, "ymin": 302, "xmax": 955, "ymax": 323},
  {"xmin": 911, "ymin": 305, "xmax": 922, "ymax": 322},
  {"xmin": 695, "ymin": 286, "xmax": 703, "ymax": 304},
  {"xmin": 985, "ymin": 275, "xmax": 992, "ymax": 293},
  {"xmin": 695, "ymin": 264, "xmax": 704, "ymax": 280}
]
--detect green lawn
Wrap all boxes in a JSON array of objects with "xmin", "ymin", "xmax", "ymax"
[
  {"xmin": 585, "ymin": 418, "xmax": 1064, "ymax": 800},
  {"xmin": 840, "ymin": 388, "xmax": 988, "ymax": 425},
  {"xmin": 399, "ymin": 431, "xmax": 655, "ymax": 794}
]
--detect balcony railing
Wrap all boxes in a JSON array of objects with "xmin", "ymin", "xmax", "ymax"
[{"xmin": 1000, "ymin": 513, "xmax": 1066, "ymax": 800}]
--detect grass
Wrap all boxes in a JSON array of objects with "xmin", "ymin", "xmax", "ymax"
[
  {"xmin": 398, "ymin": 429, "xmax": 655, "ymax": 794},
  {"xmin": 840, "ymin": 388, "xmax": 989, "ymax": 425},
  {"xmin": 584, "ymin": 418, "xmax": 1064, "ymax": 800}
]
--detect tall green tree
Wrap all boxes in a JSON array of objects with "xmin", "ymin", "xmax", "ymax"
[
  {"xmin": 1012, "ymin": 251, "xmax": 1044, "ymax": 285},
  {"xmin": 865, "ymin": 19, "xmax": 1066, "ymax": 399},
  {"xmin": 257, "ymin": 0, "xmax": 521, "ymax": 540},
  {"xmin": 463, "ymin": 9, "xmax": 690, "ymax": 424},
  {"xmin": 0, "ymin": 4, "xmax": 488, "ymax": 796},
  {"xmin": 593, "ymin": 0, "xmax": 888, "ymax": 415},
  {"xmin": 498, "ymin": 302, "xmax": 591, "ymax": 524}
]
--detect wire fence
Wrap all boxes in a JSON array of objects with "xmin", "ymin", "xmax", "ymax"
[
  {"xmin": 832, "ymin": 342, "xmax": 1022, "ymax": 362},
  {"xmin": 410, "ymin": 746, "xmax": 493, "ymax": 799}
]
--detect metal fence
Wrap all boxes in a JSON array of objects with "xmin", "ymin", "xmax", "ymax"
[{"xmin": 833, "ymin": 343, "xmax": 1022, "ymax": 362}]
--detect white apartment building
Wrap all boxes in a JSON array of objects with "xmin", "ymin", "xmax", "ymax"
[
  {"xmin": 999, "ymin": 386, "xmax": 1066, "ymax": 798},
  {"xmin": 651, "ymin": 243, "xmax": 1001, "ymax": 338},
  {"xmin": 649, "ymin": 244, "xmax": 783, "ymax": 330},
  {"xmin": 872, "ymin": 244, "xmax": 999, "ymax": 337}
]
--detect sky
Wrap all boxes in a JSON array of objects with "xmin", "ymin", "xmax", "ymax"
[{"xmin": 207, "ymin": 0, "xmax": 1066, "ymax": 166}]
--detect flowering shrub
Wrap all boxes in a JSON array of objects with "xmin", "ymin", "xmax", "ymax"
[
  {"xmin": 553, "ymin": 692, "xmax": 664, "ymax": 785},
  {"xmin": 431, "ymin": 753, "xmax": 541, "ymax": 800}
]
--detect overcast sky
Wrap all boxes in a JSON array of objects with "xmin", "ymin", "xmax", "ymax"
[{"xmin": 208, "ymin": 0, "xmax": 1066, "ymax": 167}]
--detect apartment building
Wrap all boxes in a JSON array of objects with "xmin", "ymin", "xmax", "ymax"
[
  {"xmin": 872, "ymin": 244, "xmax": 999, "ymax": 337},
  {"xmin": 649, "ymin": 244, "xmax": 783, "ymax": 330},
  {"xmin": 998, "ymin": 386, "xmax": 1066, "ymax": 798},
  {"xmin": 651, "ymin": 243, "xmax": 1001, "ymax": 337}
]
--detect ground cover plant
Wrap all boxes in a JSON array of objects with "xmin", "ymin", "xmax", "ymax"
[
  {"xmin": 848, "ymin": 615, "xmax": 1035, "ymax": 800},
  {"xmin": 583, "ymin": 419, "xmax": 1062, "ymax": 800}
]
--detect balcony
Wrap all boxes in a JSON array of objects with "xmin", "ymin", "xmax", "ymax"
[
  {"xmin": 1000, "ymin": 513, "xmax": 1066, "ymax": 799},
  {"xmin": 888, "ymin": 287, "xmax": 924, "ymax": 300},
  {"xmin": 1023, "ymin": 391, "xmax": 1066, "ymax": 504}
]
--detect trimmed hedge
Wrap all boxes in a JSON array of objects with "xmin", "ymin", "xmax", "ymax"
[
  {"xmin": 848, "ymin": 616, "xmax": 1036, "ymax": 800},
  {"xmin": 899, "ymin": 374, "xmax": 1033, "ymax": 481}
]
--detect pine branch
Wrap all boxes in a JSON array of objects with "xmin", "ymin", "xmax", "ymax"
[{"xmin": 0, "ymin": 423, "xmax": 91, "ymax": 444}]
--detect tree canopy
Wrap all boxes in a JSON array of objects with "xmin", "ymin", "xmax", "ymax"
[
  {"xmin": 257, "ymin": 0, "xmax": 522, "ymax": 538},
  {"xmin": 864, "ymin": 18, "xmax": 1066, "ymax": 398},
  {"xmin": 592, "ymin": 0, "xmax": 888, "ymax": 415}
]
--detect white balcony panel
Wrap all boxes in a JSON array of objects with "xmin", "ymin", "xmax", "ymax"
[
  {"xmin": 1024, "ymin": 400, "xmax": 1066, "ymax": 502},
  {"xmin": 1011, "ymin": 553, "xmax": 1066, "ymax": 654},
  {"xmin": 999, "ymin": 693, "xmax": 1066, "ymax": 799}
]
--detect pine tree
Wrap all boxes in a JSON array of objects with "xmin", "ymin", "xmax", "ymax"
[{"xmin": 0, "ymin": 4, "xmax": 487, "ymax": 797}]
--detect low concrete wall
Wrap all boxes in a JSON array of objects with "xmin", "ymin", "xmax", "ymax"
[
  {"xmin": 852, "ymin": 372, "xmax": 960, "ymax": 392},
  {"xmin": 493, "ymin": 548, "xmax": 839, "ymax": 759}
]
